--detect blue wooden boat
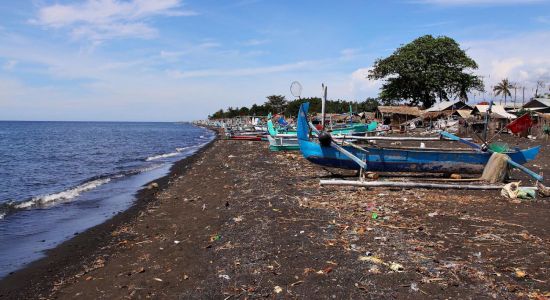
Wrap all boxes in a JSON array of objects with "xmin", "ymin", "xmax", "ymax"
[{"xmin": 297, "ymin": 103, "xmax": 540, "ymax": 174}]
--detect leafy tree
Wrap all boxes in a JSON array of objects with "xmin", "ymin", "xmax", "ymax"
[
  {"xmin": 357, "ymin": 98, "xmax": 379, "ymax": 112},
  {"xmin": 210, "ymin": 96, "xmax": 383, "ymax": 119},
  {"xmin": 209, "ymin": 109, "xmax": 225, "ymax": 119},
  {"xmin": 368, "ymin": 35, "xmax": 484, "ymax": 108},
  {"xmin": 493, "ymin": 78, "xmax": 513, "ymax": 105},
  {"xmin": 265, "ymin": 95, "xmax": 287, "ymax": 113},
  {"xmin": 239, "ymin": 106, "xmax": 250, "ymax": 116}
]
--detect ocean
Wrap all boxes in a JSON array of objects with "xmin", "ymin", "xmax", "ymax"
[{"xmin": 0, "ymin": 121, "xmax": 214, "ymax": 278}]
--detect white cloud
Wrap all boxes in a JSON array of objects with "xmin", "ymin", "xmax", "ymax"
[
  {"xmin": 159, "ymin": 42, "xmax": 221, "ymax": 61},
  {"xmin": 3, "ymin": 60, "xmax": 18, "ymax": 70},
  {"xmin": 32, "ymin": 0, "xmax": 197, "ymax": 41},
  {"xmin": 415, "ymin": 0, "xmax": 546, "ymax": 5},
  {"xmin": 340, "ymin": 48, "xmax": 362, "ymax": 61},
  {"xmin": 462, "ymin": 31, "xmax": 550, "ymax": 98},
  {"xmin": 166, "ymin": 60, "xmax": 316, "ymax": 78},
  {"xmin": 535, "ymin": 16, "xmax": 550, "ymax": 24},
  {"xmin": 242, "ymin": 39, "xmax": 270, "ymax": 46}
]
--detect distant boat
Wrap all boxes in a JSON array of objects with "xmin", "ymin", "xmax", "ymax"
[
  {"xmin": 266, "ymin": 117, "xmax": 299, "ymax": 151},
  {"xmin": 297, "ymin": 103, "xmax": 540, "ymax": 174}
]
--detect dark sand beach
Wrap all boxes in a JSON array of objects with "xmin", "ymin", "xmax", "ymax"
[{"xmin": 1, "ymin": 131, "xmax": 549, "ymax": 299}]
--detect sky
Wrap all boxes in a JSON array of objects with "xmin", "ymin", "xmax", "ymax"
[{"xmin": 1, "ymin": 0, "xmax": 550, "ymax": 121}]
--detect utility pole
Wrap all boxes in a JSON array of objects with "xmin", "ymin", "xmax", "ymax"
[
  {"xmin": 514, "ymin": 84, "xmax": 518, "ymax": 109},
  {"xmin": 522, "ymin": 86, "xmax": 525, "ymax": 105}
]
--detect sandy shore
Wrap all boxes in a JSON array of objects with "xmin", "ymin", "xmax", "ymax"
[{"xmin": 1, "ymin": 133, "xmax": 549, "ymax": 299}]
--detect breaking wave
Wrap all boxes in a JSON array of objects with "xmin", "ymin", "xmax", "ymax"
[
  {"xmin": 0, "ymin": 139, "xmax": 214, "ymax": 220},
  {"xmin": 14, "ymin": 178, "xmax": 112, "ymax": 210},
  {"xmin": 0, "ymin": 163, "xmax": 166, "ymax": 219},
  {"xmin": 146, "ymin": 152, "xmax": 180, "ymax": 161},
  {"xmin": 145, "ymin": 146, "xmax": 195, "ymax": 161}
]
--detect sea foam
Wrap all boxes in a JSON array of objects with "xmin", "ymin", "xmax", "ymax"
[{"xmin": 14, "ymin": 178, "xmax": 111, "ymax": 210}]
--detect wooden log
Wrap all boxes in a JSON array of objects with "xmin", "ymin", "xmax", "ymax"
[
  {"xmin": 319, "ymin": 179, "xmax": 504, "ymax": 190},
  {"xmin": 333, "ymin": 135, "xmax": 474, "ymax": 142}
]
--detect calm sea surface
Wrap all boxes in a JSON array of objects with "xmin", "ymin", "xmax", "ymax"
[{"xmin": 0, "ymin": 121, "xmax": 214, "ymax": 278}]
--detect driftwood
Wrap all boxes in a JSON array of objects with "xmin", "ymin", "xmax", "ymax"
[{"xmin": 319, "ymin": 179, "xmax": 505, "ymax": 190}]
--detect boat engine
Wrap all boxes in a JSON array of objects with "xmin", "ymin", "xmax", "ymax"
[{"xmin": 318, "ymin": 131, "xmax": 332, "ymax": 147}]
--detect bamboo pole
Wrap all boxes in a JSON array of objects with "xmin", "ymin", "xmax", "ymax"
[{"xmin": 319, "ymin": 179, "xmax": 504, "ymax": 190}]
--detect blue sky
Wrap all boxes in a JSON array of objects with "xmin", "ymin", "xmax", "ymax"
[{"xmin": 1, "ymin": 0, "xmax": 550, "ymax": 121}]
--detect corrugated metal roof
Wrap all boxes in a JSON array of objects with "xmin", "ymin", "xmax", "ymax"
[
  {"xmin": 526, "ymin": 98, "xmax": 550, "ymax": 107},
  {"xmin": 473, "ymin": 105, "xmax": 517, "ymax": 119},
  {"xmin": 425, "ymin": 100, "xmax": 460, "ymax": 112}
]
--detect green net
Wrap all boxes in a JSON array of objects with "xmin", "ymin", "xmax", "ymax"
[{"xmin": 488, "ymin": 142, "xmax": 510, "ymax": 153}]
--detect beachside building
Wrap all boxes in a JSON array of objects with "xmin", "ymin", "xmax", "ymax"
[
  {"xmin": 425, "ymin": 100, "xmax": 473, "ymax": 113},
  {"xmin": 375, "ymin": 106, "xmax": 423, "ymax": 128},
  {"xmin": 521, "ymin": 98, "xmax": 550, "ymax": 113},
  {"xmin": 471, "ymin": 104, "xmax": 517, "ymax": 131}
]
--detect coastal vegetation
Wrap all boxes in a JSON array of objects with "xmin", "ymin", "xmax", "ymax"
[
  {"xmin": 209, "ymin": 35, "xmax": 489, "ymax": 119},
  {"xmin": 368, "ymin": 35, "xmax": 484, "ymax": 108},
  {"xmin": 493, "ymin": 78, "xmax": 513, "ymax": 105},
  {"xmin": 208, "ymin": 97, "xmax": 379, "ymax": 119}
]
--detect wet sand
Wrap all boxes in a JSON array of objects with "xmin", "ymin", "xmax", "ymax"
[{"xmin": 1, "ymin": 133, "xmax": 549, "ymax": 299}]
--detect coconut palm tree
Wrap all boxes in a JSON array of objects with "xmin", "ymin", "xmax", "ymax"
[{"xmin": 493, "ymin": 78, "xmax": 513, "ymax": 105}]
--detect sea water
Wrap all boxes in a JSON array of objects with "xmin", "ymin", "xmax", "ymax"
[{"xmin": 0, "ymin": 121, "xmax": 214, "ymax": 278}]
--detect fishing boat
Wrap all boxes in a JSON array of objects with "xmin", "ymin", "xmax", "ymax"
[
  {"xmin": 266, "ymin": 116, "xmax": 300, "ymax": 151},
  {"xmin": 297, "ymin": 103, "xmax": 540, "ymax": 174}
]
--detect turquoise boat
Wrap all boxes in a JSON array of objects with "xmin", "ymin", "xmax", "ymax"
[{"xmin": 267, "ymin": 117, "xmax": 300, "ymax": 151}]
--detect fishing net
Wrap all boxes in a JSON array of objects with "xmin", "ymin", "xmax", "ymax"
[
  {"xmin": 488, "ymin": 142, "xmax": 510, "ymax": 153},
  {"xmin": 481, "ymin": 152, "xmax": 509, "ymax": 183},
  {"xmin": 290, "ymin": 81, "xmax": 302, "ymax": 98}
]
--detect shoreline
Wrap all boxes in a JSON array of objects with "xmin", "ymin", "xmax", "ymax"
[
  {"xmin": 0, "ymin": 126, "xmax": 219, "ymax": 299},
  {"xmin": 1, "ymin": 130, "xmax": 548, "ymax": 299}
]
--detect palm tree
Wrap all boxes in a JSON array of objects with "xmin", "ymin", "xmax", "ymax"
[{"xmin": 493, "ymin": 78, "xmax": 513, "ymax": 105}]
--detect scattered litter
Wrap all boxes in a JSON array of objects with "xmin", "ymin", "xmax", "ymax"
[
  {"xmin": 389, "ymin": 262, "xmax": 404, "ymax": 272},
  {"xmin": 274, "ymin": 286, "xmax": 283, "ymax": 294},
  {"xmin": 153, "ymin": 278, "xmax": 163, "ymax": 282},
  {"xmin": 358, "ymin": 256, "xmax": 384, "ymax": 264},
  {"xmin": 147, "ymin": 182, "xmax": 159, "ymax": 190},
  {"xmin": 218, "ymin": 274, "xmax": 230, "ymax": 280},
  {"xmin": 210, "ymin": 234, "xmax": 222, "ymax": 242},
  {"xmin": 514, "ymin": 269, "xmax": 527, "ymax": 279}
]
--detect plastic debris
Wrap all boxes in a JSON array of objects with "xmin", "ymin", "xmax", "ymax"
[
  {"xmin": 274, "ymin": 286, "xmax": 283, "ymax": 294},
  {"xmin": 501, "ymin": 182, "xmax": 536, "ymax": 199},
  {"xmin": 358, "ymin": 256, "xmax": 383, "ymax": 264},
  {"xmin": 514, "ymin": 269, "xmax": 527, "ymax": 279},
  {"xmin": 389, "ymin": 262, "xmax": 404, "ymax": 272},
  {"xmin": 210, "ymin": 234, "xmax": 222, "ymax": 242}
]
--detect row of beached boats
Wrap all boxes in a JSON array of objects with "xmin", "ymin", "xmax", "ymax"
[{"xmin": 217, "ymin": 82, "xmax": 543, "ymax": 191}]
